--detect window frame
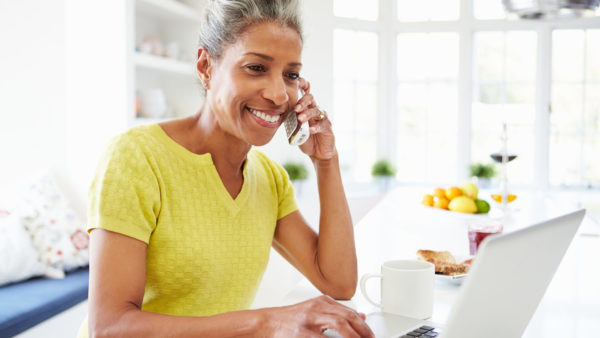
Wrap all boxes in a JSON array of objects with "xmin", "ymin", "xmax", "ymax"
[{"xmin": 331, "ymin": 0, "xmax": 600, "ymax": 190}]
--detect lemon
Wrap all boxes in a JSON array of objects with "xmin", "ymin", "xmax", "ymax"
[
  {"xmin": 460, "ymin": 182, "xmax": 479, "ymax": 199},
  {"xmin": 448, "ymin": 196, "xmax": 477, "ymax": 213},
  {"xmin": 475, "ymin": 199, "xmax": 490, "ymax": 214}
]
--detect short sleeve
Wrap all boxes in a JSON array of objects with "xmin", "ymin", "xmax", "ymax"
[
  {"xmin": 87, "ymin": 134, "xmax": 160, "ymax": 244},
  {"xmin": 271, "ymin": 160, "xmax": 299, "ymax": 220}
]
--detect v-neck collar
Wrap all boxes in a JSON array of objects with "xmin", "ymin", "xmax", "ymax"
[
  {"xmin": 150, "ymin": 123, "xmax": 251, "ymax": 214},
  {"xmin": 208, "ymin": 155, "xmax": 250, "ymax": 214}
]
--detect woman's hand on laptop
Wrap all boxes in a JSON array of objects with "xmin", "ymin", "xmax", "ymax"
[{"xmin": 259, "ymin": 295, "xmax": 374, "ymax": 337}]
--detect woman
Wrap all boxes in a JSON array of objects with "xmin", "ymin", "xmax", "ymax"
[{"xmin": 80, "ymin": 0, "xmax": 373, "ymax": 336}]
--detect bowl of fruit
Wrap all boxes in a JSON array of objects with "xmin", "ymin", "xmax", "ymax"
[{"xmin": 421, "ymin": 182, "xmax": 491, "ymax": 216}]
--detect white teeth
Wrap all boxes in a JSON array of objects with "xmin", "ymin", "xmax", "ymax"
[{"xmin": 248, "ymin": 108, "xmax": 280, "ymax": 123}]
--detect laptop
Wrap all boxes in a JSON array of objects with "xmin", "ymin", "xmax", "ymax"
[{"xmin": 365, "ymin": 209, "xmax": 586, "ymax": 338}]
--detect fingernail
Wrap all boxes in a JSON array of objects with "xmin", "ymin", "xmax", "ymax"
[
  {"xmin": 298, "ymin": 114, "xmax": 307, "ymax": 122},
  {"xmin": 295, "ymin": 104, "xmax": 302, "ymax": 112}
]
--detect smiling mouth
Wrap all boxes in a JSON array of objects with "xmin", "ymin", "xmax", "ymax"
[{"xmin": 247, "ymin": 107, "xmax": 282, "ymax": 123}]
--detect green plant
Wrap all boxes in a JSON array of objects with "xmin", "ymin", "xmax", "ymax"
[
  {"xmin": 469, "ymin": 162, "xmax": 496, "ymax": 179},
  {"xmin": 371, "ymin": 159, "xmax": 396, "ymax": 177},
  {"xmin": 283, "ymin": 162, "xmax": 308, "ymax": 181}
]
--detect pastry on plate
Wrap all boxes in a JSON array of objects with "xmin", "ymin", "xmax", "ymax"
[{"xmin": 416, "ymin": 249, "xmax": 471, "ymax": 276}]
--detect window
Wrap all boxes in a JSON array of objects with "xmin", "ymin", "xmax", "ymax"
[
  {"xmin": 396, "ymin": 33, "xmax": 459, "ymax": 182},
  {"xmin": 333, "ymin": 29, "xmax": 379, "ymax": 180},
  {"xmin": 333, "ymin": 0, "xmax": 378, "ymax": 21},
  {"xmin": 550, "ymin": 29, "xmax": 600, "ymax": 187},
  {"xmin": 472, "ymin": 31, "xmax": 537, "ymax": 185},
  {"xmin": 397, "ymin": 0, "xmax": 459, "ymax": 22},
  {"xmin": 474, "ymin": 0, "xmax": 507, "ymax": 20},
  {"xmin": 329, "ymin": 0, "xmax": 600, "ymax": 189}
]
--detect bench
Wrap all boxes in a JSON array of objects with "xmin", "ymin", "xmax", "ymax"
[{"xmin": 0, "ymin": 267, "xmax": 89, "ymax": 337}]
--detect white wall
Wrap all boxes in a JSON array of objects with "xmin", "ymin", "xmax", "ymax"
[
  {"xmin": 0, "ymin": 0, "xmax": 132, "ymax": 216},
  {"xmin": 65, "ymin": 0, "xmax": 130, "ymax": 214},
  {"xmin": 0, "ymin": 0, "xmax": 68, "ymax": 200}
]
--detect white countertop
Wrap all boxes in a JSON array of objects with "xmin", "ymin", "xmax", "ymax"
[{"xmin": 281, "ymin": 186, "xmax": 600, "ymax": 337}]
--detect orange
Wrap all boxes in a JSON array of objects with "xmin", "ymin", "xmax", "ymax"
[
  {"xmin": 491, "ymin": 194, "xmax": 517, "ymax": 203},
  {"xmin": 422, "ymin": 194, "xmax": 434, "ymax": 207},
  {"xmin": 433, "ymin": 188, "xmax": 446, "ymax": 199},
  {"xmin": 445, "ymin": 186, "xmax": 463, "ymax": 200},
  {"xmin": 434, "ymin": 196, "xmax": 449, "ymax": 210}
]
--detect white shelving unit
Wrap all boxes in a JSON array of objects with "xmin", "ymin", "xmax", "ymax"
[
  {"xmin": 137, "ymin": 0, "xmax": 201, "ymax": 23},
  {"xmin": 128, "ymin": 0, "xmax": 205, "ymax": 126},
  {"xmin": 133, "ymin": 52, "xmax": 195, "ymax": 76}
]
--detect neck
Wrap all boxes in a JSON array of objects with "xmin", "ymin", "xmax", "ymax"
[{"xmin": 189, "ymin": 106, "xmax": 251, "ymax": 175}]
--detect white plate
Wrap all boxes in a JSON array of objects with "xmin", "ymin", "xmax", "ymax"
[
  {"xmin": 435, "ymin": 273, "xmax": 468, "ymax": 285},
  {"xmin": 420, "ymin": 253, "xmax": 473, "ymax": 285}
]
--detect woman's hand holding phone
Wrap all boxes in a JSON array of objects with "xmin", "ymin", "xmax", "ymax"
[{"xmin": 294, "ymin": 78, "xmax": 336, "ymax": 162}]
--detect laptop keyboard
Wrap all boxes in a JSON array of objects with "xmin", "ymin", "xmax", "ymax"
[{"xmin": 399, "ymin": 325, "xmax": 441, "ymax": 337}]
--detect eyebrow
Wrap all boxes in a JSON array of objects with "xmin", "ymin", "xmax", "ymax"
[{"xmin": 243, "ymin": 52, "xmax": 302, "ymax": 67}]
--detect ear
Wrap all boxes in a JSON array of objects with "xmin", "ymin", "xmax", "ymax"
[{"xmin": 196, "ymin": 47, "xmax": 213, "ymax": 89}]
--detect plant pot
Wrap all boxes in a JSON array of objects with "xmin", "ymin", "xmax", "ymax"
[
  {"xmin": 291, "ymin": 179, "xmax": 306, "ymax": 197},
  {"xmin": 374, "ymin": 176, "xmax": 394, "ymax": 192},
  {"xmin": 473, "ymin": 177, "xmax": 492, "ymax": 189}
]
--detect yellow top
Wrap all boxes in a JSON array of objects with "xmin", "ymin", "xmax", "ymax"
[{"xmin": 78, "ymin": 124, "xmax": 297, "ymax": 337}]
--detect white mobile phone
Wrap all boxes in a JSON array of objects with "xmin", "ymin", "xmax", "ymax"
[{"xmin": 283, "ymin": 89, "xmax": 309, "ymax": 146}]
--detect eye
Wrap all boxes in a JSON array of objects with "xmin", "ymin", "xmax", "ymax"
[
  {"xmin": 246, "ymin": 64, "xmax": 266, "ymax": 72},
  {"xmin": 285, "ymin": 72, "xmax": 300, "ymax": 80}
]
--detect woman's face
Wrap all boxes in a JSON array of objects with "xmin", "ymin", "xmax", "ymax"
[{"xmin": 205, "ymin": 21, "xmax": 303, "ymax": 146}]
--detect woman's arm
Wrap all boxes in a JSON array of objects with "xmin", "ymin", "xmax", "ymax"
[
  {"xmin": 273, "ymin": 155, "xmax": 356, "ymax": 300},
  {"xmin": 88, "ymin": 229, "xmax": 370, "ymax": 337},
  {"xmin": 272, "ymin": 78, "xmax": 357, "ymax": 299}
]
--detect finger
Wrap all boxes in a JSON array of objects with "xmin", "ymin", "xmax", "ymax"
[
  {"xmin": 317, "ymin": 297, "xmax": 374, "ymax": 338},
  {"xmin": 294, "ymin": 93, "xmax": 315, "ymax": 113},
  {"xmin": 359, "ymin": 313, "xmax": 366, "ymax": 320},
  {"xmin": 298, "ymin": 107, "xmax": 325, "ymax": 123},
  {"xmin": 330, "ymin": 307, "xmax": 373, "ymax": 338},
  {"xmin": 318, "ymin": 316, "xmax": 361, "ymax": 338},
  {"xmin": 299, "ymin": 77, "xmax": 310, "ymax": 94}
]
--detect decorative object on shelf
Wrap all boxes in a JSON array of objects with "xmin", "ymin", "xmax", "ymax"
[
  {"xmin": 138, "ymin": 36, "xmax": 164, "ymax": 56},
  {"xmin": 371, "ymin": 159, "xmax": 396, "ymax": 192},
  {"xmin": 138, "ymin": 88, "xmax": 168, "ymax": 118},
  {"xmin": 469, "ymin": 162, "xmax": 496, "ymax": 188},
  {"xmin": 165, "ymin": 41, "xmax": 180, "ymax": 60}
]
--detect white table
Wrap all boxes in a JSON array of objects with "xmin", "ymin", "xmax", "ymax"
[{"xmin": 280, "ymin": 187, "xmax": 600, "ymax": 337}]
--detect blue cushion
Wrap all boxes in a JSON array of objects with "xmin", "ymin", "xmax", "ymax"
[{"xmin": 0, "ymin": 267, "xmax": 89, "ymax": 338}]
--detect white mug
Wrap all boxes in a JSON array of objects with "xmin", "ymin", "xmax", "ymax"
[{"xmin": 360, "ymin": 260, "xmax": 434, "ymax": 319}]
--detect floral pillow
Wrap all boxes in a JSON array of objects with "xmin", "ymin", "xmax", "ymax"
[
  {"xmin": 0, "ymin": 209, "xmax": 62, "ymax": 286},
  {"xmin": 17, "ymin": 173, "xmax": 89, "ymax": 273}
]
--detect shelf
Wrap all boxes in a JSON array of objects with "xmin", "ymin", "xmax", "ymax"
[
  {"xmin": 134, "ymin": 52, "xmax": 195, "ymax": 76},
  {"xmin": 136, "ymin": 0, "xmax": 201, "ymax": 24}
]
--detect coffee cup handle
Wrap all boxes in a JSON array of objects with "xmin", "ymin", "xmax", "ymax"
[{"xmin": 360, "ymin": 273, "xmax": 382, "ymax": 308}]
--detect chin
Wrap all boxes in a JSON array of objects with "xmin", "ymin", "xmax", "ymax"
[{"xmin": 244, "ymin": 132, "xmax": 277, "ymax": 147}]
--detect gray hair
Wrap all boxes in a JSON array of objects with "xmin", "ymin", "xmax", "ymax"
[{"xmin": 198, "ymin": 0, "xmax": 303, "ymax": 60}]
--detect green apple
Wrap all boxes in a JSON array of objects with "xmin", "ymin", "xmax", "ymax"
[{"xmin": 460, "ymin": 182, "xmax": 479, "ymax": 200}]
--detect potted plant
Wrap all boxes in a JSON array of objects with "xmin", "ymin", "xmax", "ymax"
[
  {"xmin": 469, "ymin": 162, "xmax": 496, "ymax": 188},
  {"xmin": 371, "ymin": 159, "xmax": 396, "ymax": 192},
  {"xmin": 283, "ymin": 162, "xmax": 309, "ymax": 195}
]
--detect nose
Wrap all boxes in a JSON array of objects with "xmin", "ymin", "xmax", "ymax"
[{"xmin": 262, "ymin": 76, "xmax": 289, "ymax": 106}]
